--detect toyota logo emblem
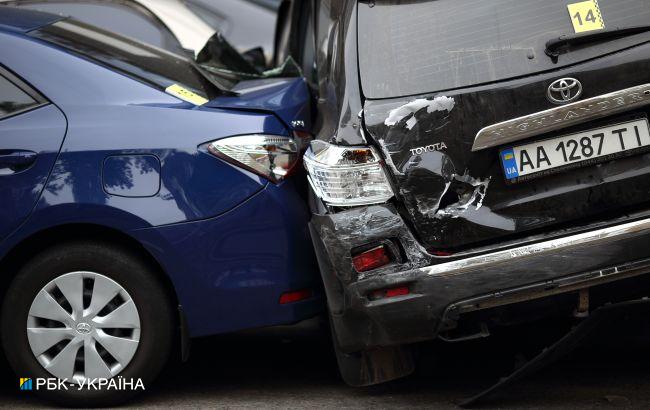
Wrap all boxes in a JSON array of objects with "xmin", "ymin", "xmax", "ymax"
[
  {"xmin": 547, "ymin": 78, "xmax": 583, "ymax": 104},
  {"xmin": 76, "ymin": 322, "xmax": 92, "ymax": 335}
]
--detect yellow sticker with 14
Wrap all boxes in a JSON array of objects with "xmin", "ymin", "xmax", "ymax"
[{"xmin": 567, "ymin": 0, "xmax": 605, "ymax": 34}]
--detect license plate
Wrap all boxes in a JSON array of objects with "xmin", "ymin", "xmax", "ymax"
[{"xmin": 500, "ymin": 118, "xmax": 650, "ymax": 182}]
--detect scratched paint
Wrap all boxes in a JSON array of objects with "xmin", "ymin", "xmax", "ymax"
[{"xmin": 384, "ymin": 96, "xmax": 455, "ymax": 129}]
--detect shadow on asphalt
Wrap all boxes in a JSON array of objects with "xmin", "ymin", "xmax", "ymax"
[{"xmin": 2, "ymin": 312, "xmax": 650, "ymax": 408}]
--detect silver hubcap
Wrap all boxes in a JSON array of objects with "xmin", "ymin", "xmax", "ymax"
[{"xmin": 27, "ymin": 271, "xmax": 141, "ymax": 384}]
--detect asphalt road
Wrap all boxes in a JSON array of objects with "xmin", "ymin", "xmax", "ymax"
[{"xmin": 2, "ymin": 313, "xmax": 650, "ymax": 409}]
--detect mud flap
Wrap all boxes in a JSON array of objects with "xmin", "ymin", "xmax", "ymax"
[
  {"xmin": 334, "ymin": 343, "xmax": 415, "ymax": 387},
  {"xmin": 460, "ymin": 298, "xmax": 650, "ymax": 408},
  {"xmin": 329, "ymin": 312, "xmax": 415, "ymax": 386}
]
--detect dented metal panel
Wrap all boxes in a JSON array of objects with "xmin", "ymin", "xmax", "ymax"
[{"xmin": 363, "ymin": 42, "xmax": 650, "ymax": 251}]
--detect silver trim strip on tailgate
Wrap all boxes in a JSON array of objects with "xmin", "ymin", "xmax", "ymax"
[
  {"xmin": 472, "ymin": 84, "xmax": 650, "ymax": 151},
  {"xmin": 421, "ymin": 216, "xmax": 650, "ymax": 277}
]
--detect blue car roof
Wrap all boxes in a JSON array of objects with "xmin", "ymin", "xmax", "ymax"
[{"xmin": 0, "ymin": 7, "xmax": 64, "ymax": 34}]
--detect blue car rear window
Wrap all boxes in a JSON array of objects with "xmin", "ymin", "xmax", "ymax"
[{"xmin": 30, "ymin": 19, "xmax": 230, "ymax": 99}]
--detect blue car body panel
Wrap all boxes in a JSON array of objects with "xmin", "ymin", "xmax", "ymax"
[
  {"xmin": 133, "ymin": 179, "xmax": 320, "ymax": 336},
  {"xmin": 208, "ymin": 78, "xmax": 314, "ymax": 132},
  {"xmin": 0, "ymin": 10, "xmax": 321, "ymax": 337},
  {"xmin": 0, "ymin": 105, "xmax": 66, "ymax": 239},
  {"xmin": 1, "ymin": 31, "xmax": 272, "ymax": 226},
  {"xmin": 103, "ymin": 155, "xmax": 162, "ymax": 198}
]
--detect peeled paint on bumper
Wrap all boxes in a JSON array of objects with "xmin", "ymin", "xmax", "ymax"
[
  {"xmin": 312, "ymin": 177, "xmax": 512, "ymax": 285},
  {"xmin": 311, "ymin": 196, "xmax": 650, "ymax": 351},
  {"xmin": 313, "ymin": 204, "xmax": 435, "ymax": 283}
]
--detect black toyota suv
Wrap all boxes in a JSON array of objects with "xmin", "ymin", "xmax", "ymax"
[{"xmin": 277, "ymin": 0, "xmax": 650, "ymax": 386}]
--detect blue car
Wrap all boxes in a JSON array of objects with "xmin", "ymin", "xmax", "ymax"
[{"xmin": 0, "ymin": 8, "xmax": 321, "ymax": 405}]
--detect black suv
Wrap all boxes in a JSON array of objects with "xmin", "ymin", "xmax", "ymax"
[{"xmin": 277, "ymin": 0, "xmax": 650, "ymax": 386}]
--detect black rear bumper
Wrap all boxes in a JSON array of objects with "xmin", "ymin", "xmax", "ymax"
[{"xmin": 310, "ymin": 204, "xmax": 650, "ymax": 352}]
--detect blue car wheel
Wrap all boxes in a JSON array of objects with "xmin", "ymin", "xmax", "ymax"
[{"xmin": 1, "ymin": 241, "xmax": 175, "ymax": 406}]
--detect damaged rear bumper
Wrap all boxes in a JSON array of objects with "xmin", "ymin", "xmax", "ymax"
[{"xmin": 310, "ymin": 203, "xmax": 650, "ymax": 352}]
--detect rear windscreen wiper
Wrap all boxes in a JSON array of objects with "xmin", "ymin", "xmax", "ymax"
[{"xmin": 545, "ymin": 26, "xmax": 650, "ymax": 62}]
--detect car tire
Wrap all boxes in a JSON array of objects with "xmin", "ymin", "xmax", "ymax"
[{"xmin": 1, "ymin": 241, "xmax": 174, "ymax": 407}]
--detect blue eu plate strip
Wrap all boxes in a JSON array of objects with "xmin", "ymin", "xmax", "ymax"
[{"xmin": 501, "ymin": 148, "xmax": 519, "ymax": 180}]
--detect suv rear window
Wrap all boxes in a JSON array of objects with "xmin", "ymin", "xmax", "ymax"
[
  {"xmin": 30, "ymin": 19, "xmax": 229, "ymax": 99},
  {"xmin": 358, "ymin": 0, "xmax": 650, "ymax": 99}
]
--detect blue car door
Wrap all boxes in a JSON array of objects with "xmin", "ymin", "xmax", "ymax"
[{"xmin": 0, "ymin": 67, "xmax": 66, "ymax": 241}]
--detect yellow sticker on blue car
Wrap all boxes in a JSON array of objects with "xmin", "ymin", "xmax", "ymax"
[
  {"xmin": 567, "ymin": 0, "xmax": 605, "ymax": 34},
  {"xmin": 165, "ymin": 84, "xmax": 208, "ymax": 106}
]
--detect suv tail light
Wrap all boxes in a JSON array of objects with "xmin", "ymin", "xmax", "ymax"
[
  {"xmin": 352, "ymin": 245, "xmax": 391, "ymax": 272},
  {"xmin": 207, "ymin": 134, "xmax": 304, "ymax": 183},
  {"xmin": 303, "ymin": 140, "xmax": 394, "ymax": 206}
]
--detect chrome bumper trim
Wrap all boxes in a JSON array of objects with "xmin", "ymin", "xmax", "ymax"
[
  {"xmin": 472, "ymin": 84, "xmax": 650, "ymax": 151},
  {"xmin": 422, "ymin": 217, "xmax": 650, "ymax": 277},
  {"xmin": 444, "ymin": 257, "xmax": 650, "ymax": 319}
]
